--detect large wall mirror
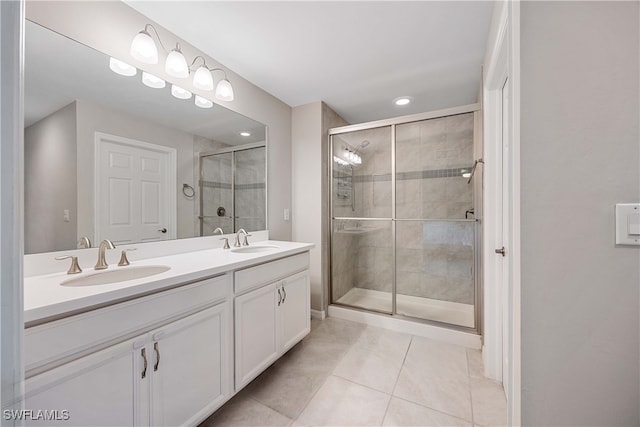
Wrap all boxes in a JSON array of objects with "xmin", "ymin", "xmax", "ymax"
[{"xmin": 24, "ymin": 20, "xmax": 267, "ymax": 254}]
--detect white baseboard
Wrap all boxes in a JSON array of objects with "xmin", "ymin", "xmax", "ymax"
[
  {"xmin": 327, "ymin": 305, "xmax": 481, "ymax": 349},
  {"xmin": 310, "ymin": 309, "xmax": 326, "ymax": 320}
]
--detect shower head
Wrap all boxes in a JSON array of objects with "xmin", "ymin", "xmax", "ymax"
[{"xmin": 354, "ymin": 140, "xmax": 370, "ymax": 153}]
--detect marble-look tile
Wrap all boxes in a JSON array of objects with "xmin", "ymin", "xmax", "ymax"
[
  {"xmin": 470, "ymin": 377, "xmax": 508, "ymax": 427},
  {"xmin": 394, "ymin": 337, "xmax": 472, "ymax": 421},
  {"xmin": 294, "ymin": 376, "xmax": 390, "ymax": 426},
  {"xmin": 245, "ymin": 359, "xmax": 327, "ymax": 419},
  {"xmin": 333, "ymin": 327, "xmax": 411, "ymax": 393},
  {"xmin": 201, "ymin": 393, "xmax": 292, "ymax": 427},
  {"xmin": 383, "ymin": 397, "xmax": 472, "ymax": 427}
]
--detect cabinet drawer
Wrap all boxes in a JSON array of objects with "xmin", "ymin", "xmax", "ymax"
[
  {"xmin": 25, "ymin": 274, "xmax": 231, "ymax": 376},
  {"xmin": 234, "ymin": 252, "xmax": 309, "ymax": 295}
]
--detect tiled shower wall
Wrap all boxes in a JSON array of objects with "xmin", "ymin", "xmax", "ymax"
[
  {"xmin": 331, "ymin": 113, "xmax": 475, "ymax": 306},
  {"xmin": 200, "ymin": 146, "xmax": 266, "ymax": 235}
]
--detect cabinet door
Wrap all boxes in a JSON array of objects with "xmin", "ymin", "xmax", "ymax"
[
  {"xmin": 234, "ymin": 282, "xmax": 278, "ymax": 390},
  {"xmin": 151, "ymin": 302, "xmax": 232, "ymax": 427},
  {"xmin": 279, "ymin": 270, "xmax": 311, "ymax": 352},
  {"xmin": 24, "ymin": 337, "xmax": 147, "ymax": 427}
]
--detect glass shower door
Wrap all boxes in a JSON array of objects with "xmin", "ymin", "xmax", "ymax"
[
  {"xmin": 200, "ymin": 152, "xmax": 233, "ymax": 235},
  {"xmin": 234, "ymin": 147, "xmax": 266, "ymax": 232},
  {"xmin": 330, "ymin": 126, "xmax": 393, "ymax": 314},
  {"xmin": 395, "ymin": 113, "xmax": 476, "ymax": 328}
]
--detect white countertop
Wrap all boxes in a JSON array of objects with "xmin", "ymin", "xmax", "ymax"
[{"xmin": 24, "ymin": 240, "xmax": 313, "ymax": 326}]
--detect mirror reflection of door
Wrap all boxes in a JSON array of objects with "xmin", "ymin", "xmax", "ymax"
[{"xmin": 96, "ymin": 133, "xmax": 176, "ymax": 245}]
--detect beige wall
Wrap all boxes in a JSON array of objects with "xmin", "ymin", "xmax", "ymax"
[
  {"xmin": 292, "ymin": 102, "xmax": 349, "ymax": 312},
  {"xmin": 292, "ymin": 102, "xmax": 323, "ymax": 310},
  {"xmin": 26, "ymin": 0, "xmax": 293, "ymax": 240},
  {"xmin": 520, "ymin": 2, "xmax": 639, "ymax": 425},
  {"xmin": 24, "ymin": 102, "xmax": 77, "ymax": 253}
]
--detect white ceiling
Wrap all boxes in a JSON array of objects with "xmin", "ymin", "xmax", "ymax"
[{"xmin": 125, "ymin": 1, "xmax": 494, "ymax": 124}]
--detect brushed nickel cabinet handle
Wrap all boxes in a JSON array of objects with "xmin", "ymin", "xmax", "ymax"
[
  {"xmin": 153, "ymin": 342, "xmax": 160, "ymax": 372},
  {"xmin": 495, "ymin": 246, "xmax": 506, "ymax": 256},
  {"xmin": 141, "ymin": 348, "xmax": 148, "ymax": 379},
  {"xmin": 277, "ymin": 288, "xmax": 282, "ymax": 306},
  {"xmin": 282, "ymin": 285, "xmax": 286, "ymax": 303}
]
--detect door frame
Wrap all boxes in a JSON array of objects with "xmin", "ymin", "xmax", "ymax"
[
  {"xmin": 94, "ymin": 132, "xmax": 177, "ymax": 244},
  {"xmin": 483, "ymin": 1, "xmax": 521, "ymax": 424}
]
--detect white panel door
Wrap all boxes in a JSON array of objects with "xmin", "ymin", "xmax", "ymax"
[
  {"xmin": 151, "ymin": 303, "xmax": 233, "ymax": 427},
  {"xmin": 24, "ymin": 337, "xmax": 147, "ymax": 427},
  {"xmin": 279, "ymin": 271, "xmax": 310, "ymax": 352},
  {"xmin": 234, "ymin": 283, "xmax": 279, "ymax": 390},
  {"xmin": 96, "ymin": 133, "xmax": 175, "ymax": 245}
]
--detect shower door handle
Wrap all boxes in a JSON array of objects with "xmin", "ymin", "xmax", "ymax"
[{"xmin": 495, "ymin": 246, "xmax": 506, "ymax": 256}]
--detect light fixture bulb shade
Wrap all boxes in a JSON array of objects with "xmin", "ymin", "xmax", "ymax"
[
  {"xmin": 215, "ymin": 78, "xmax": 234, "ymax": 101},
  {"xmin": 130, "ymin": 31, "xmax": 158, "ymax": 64},
  {"xmin": 165, "ymin": 48, "xmax": 189, "ymax": 78},
  {"xmin": 193, "ymin": 66, "xmax": 214, "ymax": 91},
  {"xmin": 171, "ymin": 84, "xmax": 192, "ymax": 100},
  {"xmin": 109, "ymin": 57, "xmax": 137, "ymax": 77},
  {"xmin": 195, "ymin": 95, "xmax": 213, "ymax": 109},
  {"xmin": 142, "ymin": 72, "xmax": 165, "ymax": 89}
]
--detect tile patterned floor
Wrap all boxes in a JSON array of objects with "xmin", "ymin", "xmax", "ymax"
[{"xmin": 200, "ymin": 318, "xmax": 507, "ymax": 427}]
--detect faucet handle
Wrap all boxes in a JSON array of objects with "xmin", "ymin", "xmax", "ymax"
[
  {"xmin": 55, "ymin": 255, "xmax": 82, "ymax": 275},
  {"xmin": 118, "ymin": 248, "xmax": 137, "ymax": 267},
  {"xmin": 243, "ymin": 234, "xmax": 252, "ymax": 246},
  {"xmin": 219, "ymin": 237, "xmax": 230, "ymax": 249}
]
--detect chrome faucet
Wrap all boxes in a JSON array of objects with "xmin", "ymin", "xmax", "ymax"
[
  {"xmin": 234, "ymin": 229, "xmax": 249, "ymax": 247},
  {"xmin": 95, "ymin": 239, "xmax": 115, "ymax": 270},
  {"xmin": 212, "ymin": 227, "xmax": 224, "ymax": 235}
]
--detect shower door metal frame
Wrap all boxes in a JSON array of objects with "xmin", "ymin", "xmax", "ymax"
[
  {"xmin": 199, "ymin": 141, "xmax": 267, "ymax": 236},
  {"xmin": 328, "ymin": 103, "xmax": 482, "ymax": 334}
]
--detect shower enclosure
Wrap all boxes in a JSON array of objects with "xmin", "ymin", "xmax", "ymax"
[
  {"xmin": 329, "ymin": 106, "xmax": 481, "ymax": 331},
  {"xmin": 199, "ymin": 143, "xmax": 266, "ymax": 235}
]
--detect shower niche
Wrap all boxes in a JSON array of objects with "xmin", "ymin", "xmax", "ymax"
[{"xmin": 329, "ymin": 109, "xmax": 481, "ymax": 331}]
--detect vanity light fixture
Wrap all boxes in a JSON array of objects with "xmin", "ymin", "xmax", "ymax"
[
  {"xmin": 171, "ymin": 84, "xmax": 192, "ymax": 100},
  {"xmin": 195, "ymin": 95, "xmax": 213, "ymax": 109},
  {"xmin": 189, "ymin": 57, "xmax": 235, "ymax": 101},
  {"xmin": 109, "ymin": 57, "xmax": 137, "ymax": 77},
  {"xmin": 165, "ymin": 44, "xmax": 189, "ymax": 78},
  {"xmin": 130, "ymin": 25, "xmax": 236, "ymax": 101},
  {"xmin": 141, "ymin": 72, "xmax": 166, "ymax": 89},
  {"xmin": 130, "ymin": 25, "xmax": 159, "ymax": 64},
  {"xmin": 333, "ymin": 156, "xmax": 349, "ymax": 166},
  {"xmin": 393, "ymin": 96, "xmax": 413, "ymax": 106},
  {"xmin": 240, "ymin": 132, "xmax": 251, "ymax": 137}
]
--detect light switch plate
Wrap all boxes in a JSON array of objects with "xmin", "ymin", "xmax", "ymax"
[{"xmin": 615, "ymin": 203, "xmax": 640, "ymax": 245}]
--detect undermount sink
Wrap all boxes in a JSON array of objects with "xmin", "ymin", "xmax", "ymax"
[
  {"xmin": 61, "ymin": 265, "xmax": 171, "ymax": 287},
  {"xmin": 230, "ymin": 245, "xmax": 280, "ymax": 254}
]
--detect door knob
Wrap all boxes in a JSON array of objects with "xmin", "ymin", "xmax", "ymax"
[
  {"xmin": 158, "ymin": 228, "xmax": 167, "ymax": 233},
  {"xmin": 495, "ymin": 246, "xmax": 506, "ymax": 256}
]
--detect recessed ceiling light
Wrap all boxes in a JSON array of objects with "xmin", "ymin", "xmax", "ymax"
[
  {"xmin": 394, "ymin": 96, "xmax": 413, "ymax": 106},
  {"xmin": 240, "ymin": 132, "xmax": 251, "ymax": 137}
]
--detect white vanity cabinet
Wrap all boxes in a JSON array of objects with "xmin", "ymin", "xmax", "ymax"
[
  {"xmin": 149, "ymin": 302, "xmax": 232, "ymax": 427},
  {"xmin": 234, "ymin": 254, "xmax": 310, "ymax": 390},
  {"xmin": 24, "ymin": 274, "xmax": 233, "ymax": 427},
  {"xmin": 23, "ymin": 245, "xmax": 313, "ymax": 426},
  {"xmin": 24, "ymin": 336, "xmax": 143, "ymax": 426}
]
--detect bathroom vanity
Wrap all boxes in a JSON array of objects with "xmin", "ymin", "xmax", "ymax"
[{"xmin": 23, "ymin": 241, "xmax": 312, "ymax": 426}]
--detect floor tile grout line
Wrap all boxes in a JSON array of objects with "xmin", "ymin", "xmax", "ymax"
[
  {"xmin": 392, "ymin": 394, "xmax": 475, "ymax": 425},
  {"xmin": 289, "ymin": 326, "xmax": 364, "ymax": 425},
  {"xmin": 380, "ymin": 335, "xmax": 414, "ymax": 427}
]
